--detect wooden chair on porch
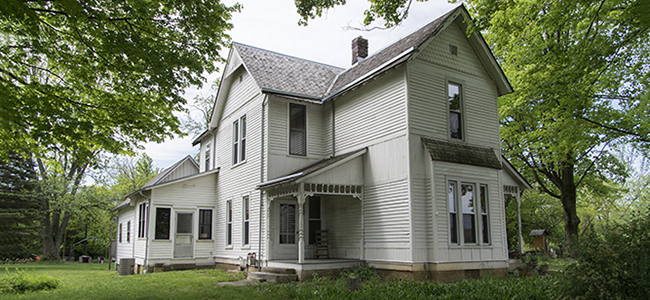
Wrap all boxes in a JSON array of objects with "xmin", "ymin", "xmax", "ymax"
[{"xmin": 313, "ymin": 230, "xmax": 330, "ymax": 259}]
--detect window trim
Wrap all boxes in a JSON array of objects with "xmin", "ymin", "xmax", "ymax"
[
  {"xmin": 138, "ymin": 203, "xmax": 147, "ymax": 239},
  {"xmin": 119, "ymin": 223, "xmax": 123, "ymax": 243},
  {"xmin": 447, "ymin": 81, "xmax": 465, "ymax": 141},
  {"xmin": 126, "ymin": 220, "xmax": 131, "ymax": 243},
  {"xmin": 242, "ymin": 195, "xmax": 250, "ymax": 246},
  {"xmin": 226, "ymin": 200, "xmax": 233, "ymax": 248},
  {"xmin": 288, "ymin": 103, "xmax": 307, "ymax": 156},
  {"xmin": 198, "ymin": 209, "xmax": 213, "ymax": 240},
  {"xmin": 204, "ymin": 143, "xmax": 211, "ymax": 171},
  {"xmin": 154, "ymin": 207, "xmax": 171, "ymax": 240},
  {"xmin": 232, "ymin": 115, "xmax": 247, "ymax": 166},
  {"xmin": 447, "ymin": 178, "xmax": 491, "ymax": 247}
]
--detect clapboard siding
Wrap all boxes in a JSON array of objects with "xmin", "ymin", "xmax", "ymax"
[
  {"xmin": 324, "ymin": 195, "xmax": 362, "ymax": 259},
  {"xmin": 116, "ymin": 207, "xmax": 135, "ymax": 260},
  {"xmin": 334, "ymin": 67, "xmax": 407, "ymax": 153},
  {"xmin": 363, "ymin": 179, "xmax": 410, "ymax": 246},
  {"xmin": 429, "ymin": 161, "xmax": 506, "ymax": 263},
  {"xmin": 407, "ymin": 23, "xmax": 500, "ymax": 149},
  {"xmin": 222, "ymin": 69, "xmax": 259, "ymax": 120}
]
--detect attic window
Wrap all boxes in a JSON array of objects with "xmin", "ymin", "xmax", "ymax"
[
  {"xmin": 239, "ymin": 74, "xmax": 243, "ymax": 82},
  {"xmin": 449, "ymin": 44, "xmax": 458, "ymax": 55}
]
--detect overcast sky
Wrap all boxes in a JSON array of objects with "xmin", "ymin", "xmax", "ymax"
[{"xmin": 142, "ymin": 0, "xmax": 459, "ymax": 170}]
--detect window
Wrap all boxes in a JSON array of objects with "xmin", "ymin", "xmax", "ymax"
[
  {"xmin": 448, "ymin": 83, "xmax": 463, "ymax": 140},
  {"xmin": 138, "ymin": 203, "xmax": 147, "ymax": 238},
  {"xmin": 289, "ymin": 103, "xmax": 306, "ymax": 156},
  {"xmin": 232, "ymin": 115, "xmax": 246, "ymax": 164},
  {"xmin": 204, "ymin": 143, "xmax": 211, "ymax": 171},
  {"xmin": 199, "ymin": 209, "xmax": 212, "ymax": 240},
  {"xmin": 279, "ymin": 204, "xmax": 296, "ymax": 244},
  {"xmin": 119, "ymin": 223, "xmax": 123, "ymax": 243},
  {"xmin": 126, "ymin": 221, "xmax": 131, "ymax": 243},
  {"xmin": 448, "ymin": 180, "xmax": 490, "ymax": 245},
  {"xmin": 242, "ymin": 196, "xmax": 250, "ymax": 245},
  {"xmin": 226, "ymin": 201, "xmax": 232, "ymax": 246},
  {"xmin": 155, "ymin": 207, "xmax": 171, "ymax": 239},
  {"xmin": 308, "ymin": 196, "xmax": 321, "ymax": 245}
]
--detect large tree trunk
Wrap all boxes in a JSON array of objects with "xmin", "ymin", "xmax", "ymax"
[{"xmin": 560, "ymin": 163, "xmax": 580, "ymax": 257}]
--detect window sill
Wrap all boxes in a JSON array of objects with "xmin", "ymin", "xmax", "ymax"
[
  {"xmin": 225, "ymin": 246, "xmax": 233, "ymax": 250},
  {"xmin": 448, "ymin": 244, "xmax": 492, "ymax": 248},
  {"xmin": 197, "ymin": 239, "xmax": 213, "ymax": 242},
  {"xmin": 287, "ymin": 153, "xmax": 307, "ymax": 158},
  {"xmin": 231, "ymin": 160, "xmax": 247, "ymax": 169},
  {"xmin": 241, "ymin": 245, "xmax": 251, "ymax": 250}
]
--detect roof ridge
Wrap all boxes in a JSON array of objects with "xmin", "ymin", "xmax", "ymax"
[{"xmin": 232, "ymin": 42, "xmax": 345, "ymax": 71}]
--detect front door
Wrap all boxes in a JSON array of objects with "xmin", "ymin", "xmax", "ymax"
[
  {"xmin": 174, "ymin": 212, "xmax": 193, "ymax": 258},
  {"xmin": 275, "ymin": 200, "xmax": 298, "ymax": 260}
]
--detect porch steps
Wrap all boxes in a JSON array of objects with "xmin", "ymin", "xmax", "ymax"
[{"xmin": 247, "ymin": 267, "xmax": 297, "ymax": 283}]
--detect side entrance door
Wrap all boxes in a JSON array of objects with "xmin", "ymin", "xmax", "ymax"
[
  {"xmin": 174, "ymin": 212, "xmax": 193, "ymax": 258},
  {"xmin": 275, "ymin": 200, "xmax": 298, "ymax": 260}
]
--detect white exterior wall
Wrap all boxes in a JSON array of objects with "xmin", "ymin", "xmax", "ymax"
[
  {"xmin": 146, "ymin": 174, "xmax": 217, "ymax": 265},
  {"xmin": 322, "ymin": 195, "xmax": 362, "ymax": 259},
  {"xmin": 407, "ymin": 20, "xmax": 505, "ymax": 265},
  {"xmin": 210, "ymin": 68, "xmax": 266, "ymax": 263},
  {"xmin": 332, "ymin": 66, "xmax": 411, "ymax": 262},
  {"xmin": 116, "ymin": 206, "xmax": 135, "ymax": 261}
]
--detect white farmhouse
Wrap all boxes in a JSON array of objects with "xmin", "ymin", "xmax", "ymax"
[{"xmin": 113, "ymin": 4, "xmax": 530, "ymax": 281}]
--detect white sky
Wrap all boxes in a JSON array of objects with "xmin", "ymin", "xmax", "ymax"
[{"xmin": 142, "ymin": 0, "xmax": 459, "ymax": 169}]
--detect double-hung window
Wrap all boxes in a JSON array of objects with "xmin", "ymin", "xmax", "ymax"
[
  {"xmin": 448, "ymin": 83, "xmax": 463, "ymax": 140},
  {"xmin": 138, "ymin": 203, "xmax": 147, "ymax": 238},
  {"xmin": 204, "ymin": 143, "xmax": 211, "ymax": 171},
  {"xmin": 289, "ymin": 103, "xmax": 306, "ymax": 156},
  {"xmin": 242, "ymin": 196, "xmax": 249, "ymax": 246},
  {"xmin": 449, "ymin": 180, "xmax": 490, "ymax": 245},
  {"xmin": 126, "ymin": 221, "xmax": 131, "ymax": 243},
  {"xmin": 119, "ymin": 223, "xmax": 123, "ymax": 243},
  {"xmin": 155, "ymin": 207, "xmax": 171, "ymax": 240},
  {"xmin": 226, "ymin": 201, "xmax": 233, "ymax": 246},
  {"xmin": 198, "ymin": 209, "xmax": 212, "ymax": 240},
  {"xmin": 232, "ymin": 116, "xmax": 246, "ymax": 165}
]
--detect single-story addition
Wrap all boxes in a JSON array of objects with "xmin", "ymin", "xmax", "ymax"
[{"xmin": 113, "ymin": 4, "xmax": 531, "ymax": 281}]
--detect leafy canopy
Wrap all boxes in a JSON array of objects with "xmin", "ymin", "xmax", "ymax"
[{"xmin": 0, "ymin": 0, "xmax": 241, "ymax": 163}]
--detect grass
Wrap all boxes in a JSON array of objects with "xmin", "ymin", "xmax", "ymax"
[{"xmin": 0, "ymin": 262, "xmax": 251, "ymax": 300}]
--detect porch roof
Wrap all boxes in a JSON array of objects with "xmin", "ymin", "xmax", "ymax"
[
  {"xmin": 422, "ymin": 137, "xmax": 502, "ymax": 170},
  {"xmin": 257, "ymin": 148, "xmax": 367, "ymax": 189}
]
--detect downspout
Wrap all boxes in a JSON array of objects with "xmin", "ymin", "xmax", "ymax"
[
  {"xmin": 331, "ymin": 101, "xmax": 335, "ymax": 157},
  {"xmin": 138, "ymin": 190, "xmax": 152, "ymax": 274},
  {"xmin": 258, "ymin": 94, "xmax": 268, "ymax": 271}
]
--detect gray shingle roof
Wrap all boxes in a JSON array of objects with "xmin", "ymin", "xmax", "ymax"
[
  {"xmin": 422, "ymin": 137, "xmax": 502, "ymax": 170},
  {"xmin": 232, "ymin": 6, "xmax": 460, "ymax": 101},
  {"xmin": 233, "ymin": 43, "xmax": 344, "ymax": 98}
]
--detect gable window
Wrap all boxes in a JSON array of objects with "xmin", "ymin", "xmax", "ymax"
[
  {"xmin": 242, "ymin": 196, "xmax": 250, "ymax": 246},
  {"xmin": 119, "ymin": 223, "xmax": 123, "ymax": 243},
  {"xmin": 204, "ymin": 143, "xmax": 211, "ymax": 171},
  {"xmin": 198, "ymin": 209, "xmax": 212, "ymax": 240},
  {"xmin": 448, "ymin": 180, "xmax": 490, "ymax": 245},
  {"xmin": 126, "ymin": 221, "xmax": 131, "ymax": 243},
  {"xmin": 448, "ymin": 83, "xmax": 463, "ymax": 140},
  {"xmin": 138, "ymin": 203, "xmax": 147, "ymax": 238},
  {"xmin": 155, "ymin": 207, "xmax": 171, "ymax": 240},
  {"xmin": 226, "ymin": 200, "xmax": 233, "ymax": 246},
  {"xmin": 308, "ymin": 196, "xmax": 321, "ymax": 245},
  {"xmin": 289, "ymin": 103, "xmax": 306, "ymax": 156},
  {"xmin": 232, "ymin": 115, "xmax": 246, "ymax": 165}
]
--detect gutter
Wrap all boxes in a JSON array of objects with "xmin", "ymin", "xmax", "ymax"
[{"xmin": 138, "ymin": 190, "xmax": 152, "ymax": 274}]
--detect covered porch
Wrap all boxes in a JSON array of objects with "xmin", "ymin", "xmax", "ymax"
[{"xmin": 257, "ymin": 149, "xmax": 367, "ymax": 267}]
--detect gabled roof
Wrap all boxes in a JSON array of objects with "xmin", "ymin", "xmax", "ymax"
[
  {"xmin": 142, "ymin": 155, "xmax": 199, "ymax": 189},
  {"xmin": 233, "ymin": 43, "xmax": 344, "ymax": 99},
  {"xmin": 257, "ymin": 148, "xmax": 367, "ymax": 189}
]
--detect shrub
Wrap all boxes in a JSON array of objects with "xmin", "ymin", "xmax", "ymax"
[
  {"xmin": 556, "ymin": 209, "xmax": 650, "ymax": 299},
  {"xmin": 0, "ymin": 269, "xmax": 60, "ymax": 294}
]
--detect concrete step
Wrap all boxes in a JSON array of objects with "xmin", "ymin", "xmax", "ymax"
[
  {"xmin": 248, "ymin": 272, "xmax": 298, "ymax": 283},
  {"xmin": 259, "ymin": 267, "xmax": 296, "ymax": 274}
]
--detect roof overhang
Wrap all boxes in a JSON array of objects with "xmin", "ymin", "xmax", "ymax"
[{"xmin": 501, "ymin": 156, "xmax": 532, "ymax": 190}]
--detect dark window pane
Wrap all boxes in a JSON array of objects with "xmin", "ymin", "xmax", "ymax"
[
  {"xmin": 289, "ymin": 104, "xmax": 306, "ymax": 156},
  {"xmin": 461, "ymin": 184, "xmax": 474, "ymax": 214},
  {"xmin": 482, "ymin": 215, "xmax": 489, "ymax": 244},
  {"xmin": 227, "ymin": 224, "xmax": 232, "ymax": 245},
  {"xmin": 463, "ymin": 214, "xmax": 476, "ymax": 244},
  {"xmin": 450, "ymin": 213, "xmax": 457, "ymax": 244},
  {"xmin": 450, "ymin": 112, "xmax": 462, "ymax": 139},
  {"xmin": 244, "ymin": 222, "xmax": 249, "ymax": 245},
  {"xmin": 449, "ymin": 83, "xmax": 462, "ymax": 139},
  {"xmin": 309, "ymin": 197, "xmax": 320, "ymax": 218},
  {"xmin": 199, "ymin": 209, "xmax": 212, "ymax": 240},
  {"xmin": 280, "ymin": 204, "xmax": 296, "ymax": 244},
  {"xmin": 127, "ymin": 221, "xmax": 131, "ymax": 242},
  {"xmin": 449, "ymin": 182, "xmax": 456, "ymax": 212},
  {"xmin": 309, "ymin": 220, "xmax": 321, "ymax": 245},
  {"xmin": 155, "ymin": 208, "xmax": 170, "ymax": 239},
  {"xmin": 177, "ymin": 213, "xmax": 192, "ymax": 234}
]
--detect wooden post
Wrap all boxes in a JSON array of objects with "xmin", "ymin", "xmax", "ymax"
[{"xmin": 297, "ymin": 184, "xmax": 305, "ymax": 264}]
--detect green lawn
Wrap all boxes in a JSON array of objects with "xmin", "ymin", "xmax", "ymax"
[{"xmin": 0, "ymin": 262, "xmax": 254, "ymax": 300}]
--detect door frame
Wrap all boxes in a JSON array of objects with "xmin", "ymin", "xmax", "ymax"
[
  {"xmin": 274, "ymin": 199, "xmax": 298, "ymax": 260},
  {"xmin": 173, "ymin": 211, "xmax": 194, "ymax": 258}
]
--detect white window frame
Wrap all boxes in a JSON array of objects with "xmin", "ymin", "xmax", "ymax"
[
  {"xmin": 232, "ymin": 115, "xmax": 247, "ymax": 166},
  {"xmin": 242, "ymin": 195, "xmax": 250, "ymax": 247},
  {"xmin": 226, "ymin": 200, "xmax": 233, "ymax": 248},
  {"xmin": 119, "ymin": 223, "xmax": 123, "ymax": 243},
  {"xmin": 154, "ymin": 207, "xmax": 171, "ymax": 240},
  {"xmin": 138, "ymin": 203, "xmax": 147, "ymax": 239},
  {"xmin": 288, "ymin": 103, "xmax": 307, "ymax": 156},
  {"xmin": 126, "ymin": 220, "xmax": 131, "ymax": 243},
  {"xmin": 198, "ymin": 209, "xmax": 213, "ymax": 240},
  {"xmin": 204, "ymin": 143, "xmax": 211, "ymax": 171},
  {"xmin": 448, "ymin": 178, "xmax": 491, "ymax": 246},
  {"xmin": 447, "ymin": 81, "xmax": 465, "ymax": 141}
]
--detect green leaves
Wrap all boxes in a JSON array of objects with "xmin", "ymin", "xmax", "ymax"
[{"xmin": 0, "ymin": 0, "xmax": 240, "ymax": 165}]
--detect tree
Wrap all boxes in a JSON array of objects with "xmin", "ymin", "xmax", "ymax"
[
  {"xmin": 182, "ymin": 80, "xmax": 219, "ymax": 139},
  {"xmin": 295, "ymin": 0, "xmax": 417, "ymax": 28},
  {"xmin": 0, "ymin": 0, "xmax": 240, "ymax": 162},
  {"xmin": 465, "ymin": 0, "xmax": 650, "ymax": 255},
  {"xmin": 0, "ymin": 153, "xmax": 40, "ymax": 259}
]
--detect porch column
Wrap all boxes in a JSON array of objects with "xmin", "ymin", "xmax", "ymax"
[
  {"xmin": 517, "ymin": 191, "xmax": 524, "ymax": 254},
  {"xmin": 265, "ymin": 196, "xmax": 272, "ymax": 262},
  {"xmin": 297, "ymin": 183, "xmax": 305, "ymax": 264}
]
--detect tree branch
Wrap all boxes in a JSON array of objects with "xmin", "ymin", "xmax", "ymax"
[{"xmin": 580, "ymin": 116, "xmax": 650, "ymax": 142}]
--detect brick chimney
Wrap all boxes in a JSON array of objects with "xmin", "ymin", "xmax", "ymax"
[{"xmin": 351, "ymin": 36, "xmax": 368, "ymax": 65}]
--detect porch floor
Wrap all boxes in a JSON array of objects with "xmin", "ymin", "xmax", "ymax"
[{"xmin": 267, "ymin": 259, "xmax": 364, "ymax": 271}]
